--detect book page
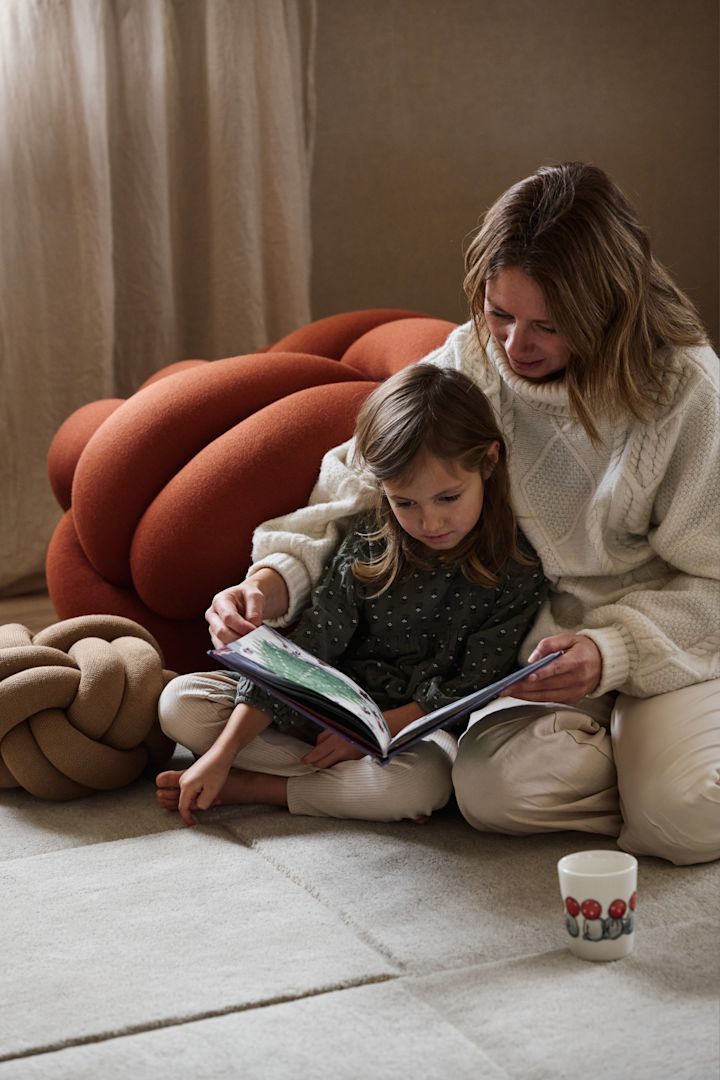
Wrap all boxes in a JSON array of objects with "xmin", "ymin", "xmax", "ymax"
[
  {"xmin": 222, "ymin": 626, "xmax": 390, "ymax": 749},
  {"xmin": 386, "ymin": 649, "xmax": 564, "ymax": 754}
]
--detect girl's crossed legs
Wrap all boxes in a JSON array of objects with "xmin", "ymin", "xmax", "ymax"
[{"xmin": 157, "ymin": 672, "xmax": 455, "ymax": 823}]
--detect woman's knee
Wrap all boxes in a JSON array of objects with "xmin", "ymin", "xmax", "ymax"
[
  {"xmin": 614, "ymin": 683, "xmax": 720, "ymax": 865},
  {"xmin": 452, "ymin": 709, "xmax": 618, "ymax": 834},
  {"xmin": 452, "ymin": 731, "xmax": 524, "ymax": 833},
  {"xmin": 618, "ymin": 767, "xmax": 720, "ymax": 866}
]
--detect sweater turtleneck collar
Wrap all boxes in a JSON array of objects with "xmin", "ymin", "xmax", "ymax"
[{"xmin": 486, "ymin": 336, "xmax": 571, "ymax": 416}]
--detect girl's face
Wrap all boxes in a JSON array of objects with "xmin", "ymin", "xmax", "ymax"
[
  {"xmin": 483, "ymin": 266, "xmax": 572, "ymax": 381},
  {"xmin": 383, "ymin": 450, "xmax": 497, "ymax": 553}
]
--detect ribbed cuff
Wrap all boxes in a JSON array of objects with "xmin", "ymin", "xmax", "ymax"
[
  {"xmin": 246, "ymin": 553, "xmax": 312, "ymax": 627},
  {"xmin": 578, "ymin": 626, "xmax": 632, "ymax": 696}
]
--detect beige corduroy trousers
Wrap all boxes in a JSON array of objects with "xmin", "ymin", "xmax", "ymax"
[{"xmin": 453, "ymin": 678, "xmax": 720, "ymax": 866}]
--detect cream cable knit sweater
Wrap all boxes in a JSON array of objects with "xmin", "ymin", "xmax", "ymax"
[{"xmin": 249, "ymin": 322, "xmax": 720, "ymax": 699}]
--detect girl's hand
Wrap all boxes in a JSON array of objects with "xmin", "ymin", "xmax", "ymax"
[
  {"xmin": 301, "ymin": 729, "xmax": 365, "ymax": 769},
  {"xmin": 205, "ymin": 569, "xmax": 289, "ymax": 647},
  {"xmin": 500, "ymin": 634, "xmax": 602, "ymax": 704},
  {"xmin": 177, "ymin": 751, "xmax": 232, "ymax": 826}
]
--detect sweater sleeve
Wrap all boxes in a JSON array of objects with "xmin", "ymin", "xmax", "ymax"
[
  {"xmin": 580, "ymin": 356, "xmax": 720, "ymax": 697},
  {"xmin": 247, "ymin": 440, "xmax": 377, "ymax": 625},
  {"xmin": 248, "ymin": 323, "xmax": 483, "ymax": 623}
]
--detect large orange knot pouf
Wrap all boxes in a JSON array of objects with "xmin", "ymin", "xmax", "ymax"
[
  {"xmin": 46, "ymin": 309, "xmax": 457, "ymax": 672},
  {"xmin": 0, "ymin": 616, "xmax": 176, "ymax": 800}
]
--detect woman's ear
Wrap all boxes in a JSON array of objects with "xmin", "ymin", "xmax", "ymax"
[{"xmin": 481, "ymin": 440, "xmax": 501, "ymax": 479}]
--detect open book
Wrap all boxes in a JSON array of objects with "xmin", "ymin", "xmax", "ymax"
[{"xmin": 210, "ymin": 626, "xmax": 562, "ymax": 762}]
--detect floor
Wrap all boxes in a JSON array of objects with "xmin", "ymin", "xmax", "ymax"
[{"xmin": 0, "ymin": 593, "xmax": 718, "ymax": 1079}]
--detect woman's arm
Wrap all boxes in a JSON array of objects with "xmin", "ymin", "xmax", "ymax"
[
  {"xmin": 583, "ymin": 357, "xmax": 720, "ymax": 698},
  {"xmin": 206, "ymin": 567, "xmax": 290, "ymax": 646},
  {"xmin": 499, "ymin": 633, "xmax": 602, "ymax": 703},
  {"xmin": 532, "ymin": 351, "xmax": 720, "ymax": 701}
]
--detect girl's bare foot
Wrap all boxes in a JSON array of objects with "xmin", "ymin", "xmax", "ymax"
[
  {"xmin": 155, "ymin": 770, "xmax": 430, "ymax": 823},
  {"xmin": 155, "ymin": 767, "xmax": 288, "ymax": 814}
]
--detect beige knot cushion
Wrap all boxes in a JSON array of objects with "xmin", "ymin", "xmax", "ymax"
[{"xmin": 0, "ymin": 615, "xmax": 176, "ymax": 800}]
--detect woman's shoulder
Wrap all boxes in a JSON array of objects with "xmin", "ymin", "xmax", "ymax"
[
  {"xmin": 661, "ymin": 342, "xmax": 719, "ymax": 399},
  {"xmin": 422, "ymin": 321, "xmax": 499, "ymax": 390},
  {"xmin": 681, "ymin": 343, "xmax": 719, "ymax": 388}
]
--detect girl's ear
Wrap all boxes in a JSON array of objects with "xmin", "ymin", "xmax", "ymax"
[{"xmin": 481, "ymin": 440, "xmax": 501, "ymax": 479}]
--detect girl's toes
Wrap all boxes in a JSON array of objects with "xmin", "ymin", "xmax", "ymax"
[{"xmin": 156, "ymin": 770, "xmax": 183, "ymax": 789}]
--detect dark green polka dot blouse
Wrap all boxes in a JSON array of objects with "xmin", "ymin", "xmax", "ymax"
[{"xmin": 233, "ymin": 515, "xmax": 548, "ymax": 743}]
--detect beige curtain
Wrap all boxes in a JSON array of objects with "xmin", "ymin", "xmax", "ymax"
[{"xmin": 0, "ymin": 0, "xmax": 316, "ymax": 595}]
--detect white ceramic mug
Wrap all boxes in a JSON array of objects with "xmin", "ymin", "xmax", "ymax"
[{"xmin": 557, "ymin": 850, "xmax": 638, "ymax": 961}]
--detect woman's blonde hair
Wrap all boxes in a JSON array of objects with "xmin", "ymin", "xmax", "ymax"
[
  {"xmin": 463, "ymin": 162, "xmax": 708, "ymax": 442},
  {"xmin": 351, "ymin": 364, "xmax": 528, "ymax": 595}
]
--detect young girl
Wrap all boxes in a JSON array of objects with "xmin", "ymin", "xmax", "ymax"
[{"xmin": 156, "ymin": 365, "xmax": 547, "ymax": 826}]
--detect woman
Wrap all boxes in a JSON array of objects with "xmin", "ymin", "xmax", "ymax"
[{"xmin": 208, "ymin": 162, "xmax": 720, "ymax": 865}]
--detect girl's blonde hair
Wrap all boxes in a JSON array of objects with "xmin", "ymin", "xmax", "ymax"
[
  {"xmin": 463, "ymin": 161, "xmax": 708, "ymax": 442},
  {"xmin": 351, "ymin": 364, "xmax": 528, "ymax": 595}
]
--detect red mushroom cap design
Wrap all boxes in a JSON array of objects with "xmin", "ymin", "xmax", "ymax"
[
  {"xmin": 608, "ymin": 899, "xmax": 627, "ymax": 919},
  {"xmin": 565, "ymin": 896, "xmax": 580, "ymax": 917},
  {"xmin": 581, "ymin": 898, "xmax": 602, "ymax": 920}
]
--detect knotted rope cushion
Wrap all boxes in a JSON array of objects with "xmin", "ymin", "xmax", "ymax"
[{"xmin": 0, "ymin": 615, "xmax": 176, "ymax": 800}]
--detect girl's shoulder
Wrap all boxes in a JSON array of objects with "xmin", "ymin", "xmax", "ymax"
[
  {"xmin": 497, "ymin": 529, "xmax": 547, "ymax": 590},
  {"xmin": 333, "ymin": 513, "xmax": 379, "ymax": 563}
]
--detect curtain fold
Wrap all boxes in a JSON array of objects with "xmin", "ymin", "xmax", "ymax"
[{"xmin": 0, "ymin": 0, "xmax": 316, "ymax": 595}]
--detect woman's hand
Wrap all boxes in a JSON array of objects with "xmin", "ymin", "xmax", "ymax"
[
  {"xmin": 500, "ymin": 634, "xmax": 603, "ymax": 704},
  {"xmin": 301, "ymin": 729, "xmax": 365, "ymax": 769},
  {"xmin": 177, "ymin": 750, "xmax": 232, "ymax": 827},
  {"xmin": 206, "ymin": 568, "xmax": 290, "ymax": 647}
]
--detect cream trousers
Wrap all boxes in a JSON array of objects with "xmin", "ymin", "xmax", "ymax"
[
  {"xmin": 158, "ymin": 672, "xmax": 455, "ymax": 822},
  {"xmin": 453, "ymin": 678, "xmax": 720, "ymax": 866}
]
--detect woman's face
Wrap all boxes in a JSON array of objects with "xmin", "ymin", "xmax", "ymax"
[{"xmin": 483, "ymin": 267, "xmax": 572, "ymax": 381}]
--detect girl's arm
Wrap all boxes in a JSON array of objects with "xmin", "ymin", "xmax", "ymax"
[
  {"xmin": 300, "ymin": 702, "xmax": 427, "ymax": 769},
  {"xmin": 384, "ymin": 701, "xmax": 427, "ymax": 734}
]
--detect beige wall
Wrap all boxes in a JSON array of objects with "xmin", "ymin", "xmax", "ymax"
[{"xmin": 311, "ymin": 0, "xmax": 719, "ymax": 347}]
